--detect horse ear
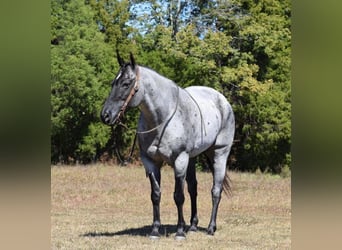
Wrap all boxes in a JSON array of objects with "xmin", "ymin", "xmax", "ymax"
[
  {"xmin": 129, "ymin": 52, "xmax": 136, "ymax": 70},
  {"xmin": 116, "ymin": 50, "xmax": 124, "ymax": 67}
]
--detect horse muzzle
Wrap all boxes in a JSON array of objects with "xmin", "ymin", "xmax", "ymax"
[{"xmin": 101, "ymin": 108, "xmax": 118, "ymax": 125}]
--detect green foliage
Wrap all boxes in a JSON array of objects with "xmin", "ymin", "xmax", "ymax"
[
  {"xmin": 51, "ymin": 0, "xmax": 291, "ymax": 173},
  {"xmin": 233, "ymin": 82, "xmax": 291, "ymax": 173},
  {"xmin": 51, "ymin": 0, "xmax": 115, "ymax": 163},
  {"xmin": 89, "ymin": 0, "xmax": 135, "ymax": 53}
]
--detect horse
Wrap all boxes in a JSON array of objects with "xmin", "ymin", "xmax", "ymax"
[{"xmin": 101, "ymin": 52, "xmax": 235, "ymax": 239}]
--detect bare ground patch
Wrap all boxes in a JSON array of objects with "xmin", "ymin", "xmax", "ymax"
[{"xmin": 51, "ymin": 164, "xmax": 291, "ymax": 249}]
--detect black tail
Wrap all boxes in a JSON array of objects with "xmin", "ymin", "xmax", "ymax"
[
  {"xmin": 205, "ymin": 154, "xmax": 232, "ymax": 197},
  {"xmin": 222, "ymin": 171, "xmax": 232, "ymax": 197}
]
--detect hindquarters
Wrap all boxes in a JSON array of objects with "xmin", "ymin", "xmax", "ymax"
[
  {"xmin": 185, "ymin": 86, "xmax": 235, "ymax": 195},
  {"xmin": 214, "ymin": 95, "xmax": 235, "ymax": 150},
  {"xmin": 183, "ymin": 86, "xmax": 235, "ymax": 157},
  {"xmin": 212, "ymin": 100, "xmax": 234, "ymax": 194},
  {"xmin": 203, "ymin": 142, "xmax": 233, "ymax": 234}
]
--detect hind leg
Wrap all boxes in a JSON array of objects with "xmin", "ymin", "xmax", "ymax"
[
  {"xmin": 186, "ymin": 158, "xmax": 198, "ymax": 232},
  {"xmin": 207, "ymin": 147, "xmax": 231, "ymax": 235}
]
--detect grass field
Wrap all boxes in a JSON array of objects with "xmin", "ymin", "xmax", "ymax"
[{"xmin": 51, "ymin": 164, "xmax": 291, "ymax": 249}]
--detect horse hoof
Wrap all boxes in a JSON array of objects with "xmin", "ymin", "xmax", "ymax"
[
  {"xmin": 175, "ymin": 234, "xmax": 186, "ymax": 240},
  {"xmin": 149, "ymin": 231, "xmax": 160, "ymax": 240},
  {"xmin": 149, "ymin": 234, "xmax": 160, "ymax": 240},
  {"xmin": 207, "ymin": 228, "xmax": 215, "ymax": 236},
  {"xmin": 188, "ymin": 225, "xmax": 198, "ymax": 232},
  {"xmin": 175, "ymin": 231, "xmax": 186, "ymax": 240}
]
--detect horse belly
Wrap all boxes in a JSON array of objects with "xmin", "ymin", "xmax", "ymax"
[
  {"xmin": 188, "ymin": 123, "xmax": 220, "ymax": 158},
  {"xmin": 184, "ymin": 86, "xmax": 226, "ymax": 157},
  {"xmin": 187, "ymin": 113, "xmax": 221, "ymax": 157}
]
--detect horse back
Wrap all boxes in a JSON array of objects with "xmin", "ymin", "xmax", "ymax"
[{"xmin": 184, "ymin": 86, "xmax": 234, "ymax": 125}]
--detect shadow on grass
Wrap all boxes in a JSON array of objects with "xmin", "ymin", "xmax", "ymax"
[{"xmin": 81, "ymin": 224, "xmax": 208, "ymax": 238}]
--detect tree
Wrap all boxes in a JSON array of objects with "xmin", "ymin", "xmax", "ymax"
[
  {"xmin": 129, "ymin": 0, "xmax": 291, "ymax": 172},
  {"xmin": 89, "ymin": 0, "xmax": 135, "ymax": 53},
  {"xmin": 51, "ymin": 0, "xmax": 115, "ymax": 163},
  {"xmin": 129, "ymin": 0, "xmax": 208, "ymax": 38},
  {"xmin": 51, "ymin": 0, "xmax": 291, "ymax": 173},
  {"xmin": 219, "ymin": 0, "xmax": 291, "ymax": 172}
]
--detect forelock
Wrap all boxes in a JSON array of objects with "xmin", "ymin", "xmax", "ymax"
[{"xmin": 115, "ymin": 64, "xmax": 135, "ymax": 82}]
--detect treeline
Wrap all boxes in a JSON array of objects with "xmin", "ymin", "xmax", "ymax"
[{"xmin": 51, "ymin": 0, "xmax": 291, "ymax": 173}]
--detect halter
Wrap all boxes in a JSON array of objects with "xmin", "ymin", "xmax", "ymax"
[{"xmin": 114, "ymin": 66, "xmax": 140, "ymax": 124}]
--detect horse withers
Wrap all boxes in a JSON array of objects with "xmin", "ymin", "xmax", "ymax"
[{"xmin": 101, "ymin": 52, "xmax": 235, "ymax": 239}]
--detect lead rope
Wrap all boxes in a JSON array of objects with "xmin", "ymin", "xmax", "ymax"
[
  {"xmin": 127, "ymin": 130, "xmax": 137, "ymax": 163},
  {"xmin": 116, "ymin": 86, "xmax": 204, "ymax": 163},
  {"xmin": 155, "ymin": 86, "xmax": 180, "ymax": 148},
  {"xmin": 111, "ymin": 125, "xmax": 126, "ymax": 165},
  {"xmin": 123, "ymin": 85, "xmax": 180, "ymax": 164},
  {"xmin": 137, "ymin": 85, "xmax": 180, "ymax": 135},
  {"xmin": 112, "ymin": 124, "xmax": 137, "ymax": 165},
  {"xmin": 112, "ymin": 86, "xmax": 179, "ymax": 165}
]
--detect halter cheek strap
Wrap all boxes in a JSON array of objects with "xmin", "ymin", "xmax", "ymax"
[{"xmin": 114, "ymin": 66, "xmax": 140, "ymax": 123}]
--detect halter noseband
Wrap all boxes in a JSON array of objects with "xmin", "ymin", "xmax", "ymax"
[{"xmin": 114, "ymin": 66, "xmax": 140, "ymax": 123}]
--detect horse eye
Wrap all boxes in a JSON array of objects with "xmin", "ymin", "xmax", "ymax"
[{"xmin": 122, "ymin": 82, "xmax": 130, "ymax": 89}]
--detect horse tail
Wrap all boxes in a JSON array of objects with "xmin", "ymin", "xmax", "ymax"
[
  {"xmin": 222, "ymin": 171, "xmax": 232, "ymax": 197},
  {"xmin": 205, "ymin": 155, "xmax": 232, "ymax": 197}
]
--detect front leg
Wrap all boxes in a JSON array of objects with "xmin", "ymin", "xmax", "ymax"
[
  {"xmin": 173, "ymin": 152, "xmax": 189, "ymax": 240},
  {"xmin": 149, "ymin": 171, "xmax": 161, "ymax": 239},
  {"xmin": 141, "ymin": 153, "xmax": 162, "ymax": 239}
]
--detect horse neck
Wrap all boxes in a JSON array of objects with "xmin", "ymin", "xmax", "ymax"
[{"xmin": 138, "ymin": 67, "xmax": 179, "ymax": 126}]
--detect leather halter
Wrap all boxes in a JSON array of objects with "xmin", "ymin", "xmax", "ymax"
[{"xmin": 114, "ymin": 66, "xmax": 140, "ymax": 123}]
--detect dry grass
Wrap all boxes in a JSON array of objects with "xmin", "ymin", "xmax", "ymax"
[{"xmin": 51, "ymin": 164, "xmax": 291, "ymax": 249}]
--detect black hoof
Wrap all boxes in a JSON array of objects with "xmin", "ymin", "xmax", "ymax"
[
  {"xmin": 207, "ymin": 230, "xmax": 215, "ymax": 236},
  {"xmin": 207, "ymin": 226, "xmax": 216, "ymax": 236},
  {"xmin": 188, "ymin": 225, "xmax": 198, "ymax": 232}
]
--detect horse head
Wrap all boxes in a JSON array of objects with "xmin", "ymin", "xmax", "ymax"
[{"xmin": 101, "ymin": 52, "xmax": 140, "ymax": 125}]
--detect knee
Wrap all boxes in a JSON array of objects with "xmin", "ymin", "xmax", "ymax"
[
  {"xmin": 211, "ymin": 187, "xmax": 222, "ymax": 199},
  {"xmin": 151, "ymin": 190, "xmax": 161, "ymax": 204}
]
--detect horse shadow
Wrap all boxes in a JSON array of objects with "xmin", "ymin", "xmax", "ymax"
[{"xmin": 81, "ymin": 224, "xmax": 208, "ymax": 238}]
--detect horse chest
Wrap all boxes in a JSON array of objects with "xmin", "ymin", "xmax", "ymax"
[
  {"xmin": 141, "ymin": 132, "xmax": 185, "ymax": 164},
  {"xmin": 146, "ymin": 144, "xmax": 172, "ymax": 162}
]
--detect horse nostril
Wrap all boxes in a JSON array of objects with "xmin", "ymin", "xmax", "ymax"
[{"xmin": 101, "ymin": 110, "xmax": 111, "ymax": 124}]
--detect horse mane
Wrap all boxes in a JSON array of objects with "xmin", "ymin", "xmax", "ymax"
[{"xmin": 139, "ymin": 65, "xmax": 180, "ymax": 87}]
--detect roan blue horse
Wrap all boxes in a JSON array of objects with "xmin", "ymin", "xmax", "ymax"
[{"xmin": 101, "ymin": 52, "xmax": 235, "ymax": 239}]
